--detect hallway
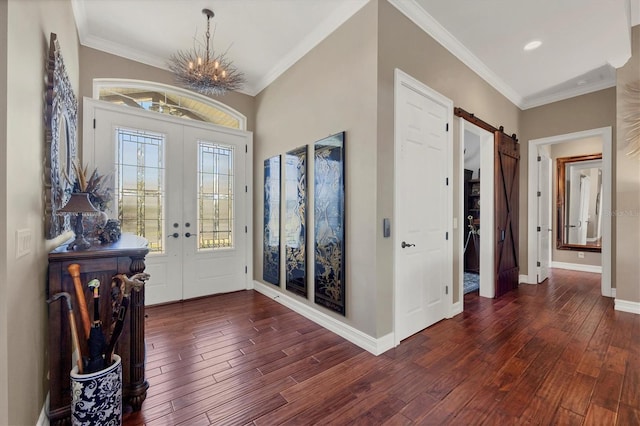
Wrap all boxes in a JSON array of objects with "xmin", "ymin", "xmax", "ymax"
[{"xmin": 125, "ymin": 269, "xmax": 639, "ymax": 425}]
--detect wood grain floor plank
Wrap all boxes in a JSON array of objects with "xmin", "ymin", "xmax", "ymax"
[
  {"xmin": 583, "ymin": 404, "xmax": 616, "ymax": 426},
  {"xmin": 122, "ymin": 269, "xmax": 636, "ymax": 425}
]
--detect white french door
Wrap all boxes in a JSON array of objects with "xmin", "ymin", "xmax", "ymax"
[
  {"xmin": 84, "ymin": 99, "xmax": 251, "ymax": 305},
  {"xmin": 394, "ymin": 70, "xmax": 452, "ymax": 344}
]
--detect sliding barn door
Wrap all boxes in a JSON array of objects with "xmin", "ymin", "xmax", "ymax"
[{"xmin": 494, "ymin": 132, "xmax": 520, "ymax": 297}]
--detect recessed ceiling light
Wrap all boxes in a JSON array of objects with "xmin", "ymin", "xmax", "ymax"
[{"xmin": 524, "ymin": 40, "xmax": 542, "ymax": 51}]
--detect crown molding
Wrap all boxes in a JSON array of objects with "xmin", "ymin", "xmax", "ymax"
[
  {"xmin": 72, "ymin": 0, "xmax": 367, "ymax": 98},
  {"xmin": 387, "ymin": 0, "xmax": 524, "ymax": 108},
  {"xmin": 251, "ymin": 0, "xmax": 369, "ymax": 96},
  {"xmin": 521, "ymin": 78, "xmax": 616, "ymax": 110}
]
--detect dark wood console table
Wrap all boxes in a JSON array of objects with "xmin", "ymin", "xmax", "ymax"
[{"xmin": 47, "ymin": 234, "xmax": 149, "ymax": 425}]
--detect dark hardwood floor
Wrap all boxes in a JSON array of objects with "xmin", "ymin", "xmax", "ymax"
[{"xmin": 124, "ymin": 269, "xmax": 640, "ymax": 425}]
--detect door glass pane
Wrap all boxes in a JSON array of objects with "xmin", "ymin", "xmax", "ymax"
[
  {"xmin": 116, "ymin": 128, "xmax": 165, "ymax": 253},
  {"xmin": 198, "ymin": 142, "xmax": 234, "ymax": 250}
]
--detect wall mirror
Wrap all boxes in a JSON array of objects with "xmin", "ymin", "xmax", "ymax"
[
  {"xmin": 45, "ymin": 32, "xmax": 78, "ymax": 238},
  {"xmin": 557, "ymin": 153, "xmax": 602, "ymax": 252}
]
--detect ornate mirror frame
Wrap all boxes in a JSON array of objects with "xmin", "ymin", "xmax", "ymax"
[
  {"xmin": 556, "ymin": 153, "xmax": 603, "ymax": 252},
  {"xmin": 45, "ymin": 33, "xmax": 78, "ymax": 238}
]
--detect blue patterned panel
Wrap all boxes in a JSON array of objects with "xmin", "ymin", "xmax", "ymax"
[
  {"xmin": 285, "ymin": 146, "xmax": 307, "ymax": 297},
  {"xmin": 263, "ymin": 156, "xmax": 280, "ymax": 286},
  {"xmin": 314, "ymin": 132, "xmax": 345, "ymax": 315}
]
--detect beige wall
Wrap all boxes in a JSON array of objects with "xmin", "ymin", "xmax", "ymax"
[
  {"xmin": 254, "ymin": 1, "xmax": 379, "ymax": 335},
  {"xmin": 0, "ymin": 1, "xmax": 8, "ymax": 423},
  {"xmin": 519, "ymin": 88, "xmax": 616, "ymax": 277},
  {"xmin": 549, "ymin": 138, "xmax": 603, "ymax": 266},
  {"xmin": 79, "ymin": 46, "xmax": 256, "ymax": 133},
  {"xmin": 5, "ymin": 0, "xmax": 80, "ymax": 424},
  {"xmin": 377, "ymin": 0, "xmax": 520, "ymax": 315},
  {"xmin": 615, "ymin": 25, "xmax": 640, "ymax": 303}
]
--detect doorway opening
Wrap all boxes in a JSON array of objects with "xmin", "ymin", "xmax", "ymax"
[
  {"xmin": 463, "ymin": 131, "xmax": 481, "ymax": 294},
  {"xmin": 458, "ymin": 120, "xmax": 495, "ymax": 306},
  {"xmin": 527, "ymin": 127, "xmax": 612, "ymax": 297}
]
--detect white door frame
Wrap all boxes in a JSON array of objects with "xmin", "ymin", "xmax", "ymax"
[
  {"xmin": 536, "ymin": 147, "xmax": 552, "ymax": 283},
  {"xmin": 526, "ymin": 127, "xmax": 612, "ymax": 297},
  {"xmin": 393, "ymin": 69, "xmax": 453, "ymax": 346},
  {"xmin": 458, "ymin": 120, "xmax": 495, "ymax": 306},
  {"xmin": 82, "ymin": 98, "xmax": 254, "ymax": 298}
]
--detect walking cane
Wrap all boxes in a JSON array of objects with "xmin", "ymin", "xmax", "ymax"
[
  {"xmin": 68, "ymin": 263, "xmax": 91, "ymax": 340},
  {"xmin": 47, "ymin": 292, "xmax": 83, "ymax": 374},
  {"xmin": 104, "ymin": 272, "xmax": 149, "ymax": 364}
]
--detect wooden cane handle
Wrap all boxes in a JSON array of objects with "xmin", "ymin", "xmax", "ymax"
[
  {"xmin": 68, "ymin": 311, "xmax": 83, "ymax": 374},
  {"xmin": 68, "ymin": 263, "xmax": 91, "ymax": 339}
]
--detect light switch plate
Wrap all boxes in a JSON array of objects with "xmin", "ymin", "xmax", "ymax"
[{"xmin": 16, "ymin": 229, "xmax": 32, "ymax": 258}]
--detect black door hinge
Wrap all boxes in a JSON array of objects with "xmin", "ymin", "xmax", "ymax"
[
  {"xmin": 446, "ymin": 123, "xmax": 449, "ymax": 132},
  {"xmin": 245, "ymin": 185, "xmax": 248, "ymax": 193},
  {"xmin": 445, "ymin": 232, "xmax": 449, "ymax": 240},
  {"xmin": 537, "ymin": 226, "xmax": 541, "ymax": 232},
  {"xmin": 537, "ymin": 191, "xmax": 541, "ymax": 197},
  {"xmin": 537, "ymin": 261, "xmax": 541, "ymax": 267},
  {"xmin": 445, "ymin": 285, "xmax": 449, "ymax": 295},
  {"xmin": 245, "ymin": 225, "xmax": 248, "ymax": 233},
  {"xmin": 93, "ymin": 118, "xmax": 96, "ymax": 129},
  {"xmin": 446, "ymin": 177, "xmax": 449, "ymax": 186},
  {"xmin": 537, "ymin": 155, "xmax": 541, "ymax": 161},
  {"xmin": 245, "ymin": 145, "xmax": 248, "ymax": 153},
  {"xmin": 245, "ymin": 266, "xmax": 248, "ymax": 273}
]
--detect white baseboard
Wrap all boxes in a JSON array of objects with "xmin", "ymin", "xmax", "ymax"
[
  {"xmin": 37, "ymin": 393, "xmax": 49, "ymax": 426},
  {"xmin": 253, "ymin": 281, "xmax": 394, "ymax": 356},
  {"xmin": 611, "ymin": 288, "xmax": 616, "ymax": 298},
  {"xmin": 449, "ymin": 301, "xmax": 462, "ymax": 317},
  {"xmin": 519, "ymin": 274, "xmax": 537, "ymax": 284},
  {"xmin": 614, "ymin": 298, "xmax": 640, "ymax": 315},
  {"xmin": 551, "ymin": 262, "xmax": 602, "ymax": 274}
]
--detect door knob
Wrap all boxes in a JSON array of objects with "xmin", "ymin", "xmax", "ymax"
[
  {"xmin": 401, "ymin": 241, "xmax": 415, "ymax": 248},
  {"xmin": 169, "ymin": 232, "xmax": 179, "ymax": 238},
  {"xmin": 185, "ymin": 232, "xmax": 192, "ymax": 238}
]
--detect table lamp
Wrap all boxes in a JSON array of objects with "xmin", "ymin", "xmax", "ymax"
[{"xmin": 57, "ymin": 192, "xmax": 100, "ymax": 250}]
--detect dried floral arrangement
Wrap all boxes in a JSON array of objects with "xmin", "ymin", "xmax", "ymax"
[
  {"xmin": 65, "ymin": 161, "xmax": 121, "ymax": 243},
  {"xmin": 65, "ymin": 161, "xmax": 113, "ymax": 212}
]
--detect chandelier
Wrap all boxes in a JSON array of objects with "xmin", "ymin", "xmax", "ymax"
[{"xmin": 169, "ymin": 8, "xmax": 245, "ymax": 96}]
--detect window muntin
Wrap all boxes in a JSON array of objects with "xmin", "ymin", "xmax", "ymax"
[
  {"xmin": 198, "ymin": 142, "xmax": 234, "ymax": 250},
  {"xmin": 94, "ymin": 80, "xmax": 246, "ymax": 130},
  {"xmin": 116, "ymin": 127, "xmax": 165, "ymax": 253}
]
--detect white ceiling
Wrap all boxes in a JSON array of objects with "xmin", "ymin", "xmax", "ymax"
[{"xmin": 72, "ymin": 0, "xmax": 639, "ymax": 109}]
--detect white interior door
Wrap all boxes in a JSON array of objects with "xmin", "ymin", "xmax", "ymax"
[
  {"xmin": 537, "ymin": 151, "xmax": 551, "ymax": 283},
  {"xmin": 84, "ymin": 100, "xmax": 251, "ymax": 305},
  {"xmin": 394, "ymin": 70, "xmax": 452, "ymax": 344}
]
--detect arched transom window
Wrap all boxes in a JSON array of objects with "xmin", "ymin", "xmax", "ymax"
[{"xmin": 93, "ymin": 79, "xmax": 246, "ymax": 130}]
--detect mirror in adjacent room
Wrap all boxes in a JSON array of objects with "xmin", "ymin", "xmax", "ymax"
[{"xmin": 556, "ymin": 153, "xmax": 602, "ymax": 252}]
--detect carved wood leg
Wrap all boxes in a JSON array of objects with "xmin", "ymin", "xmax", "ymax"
[{"xmin": 123, "ymin": 254, "xmax": 148, "ymax": 411}]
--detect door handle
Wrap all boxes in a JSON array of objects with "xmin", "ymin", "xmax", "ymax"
[
  {"xmin": 500, "ymin": 230, "xmax": 505, "ymax": 241},
  {"xmin": 185, "ymin": 232, "xmax": 192, "ymax": 238},
  {"xmin": 401, "ymin": 241, "xmax": 415, "ymax": 248},
  {"xmin": 169, "ymin": 232, "xmax": 179, "ymax": 238}
]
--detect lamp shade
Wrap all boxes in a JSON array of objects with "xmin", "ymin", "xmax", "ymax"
[{"xmin": 57, "ymin": 193, "xmax": 100, "ymax": 215}]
